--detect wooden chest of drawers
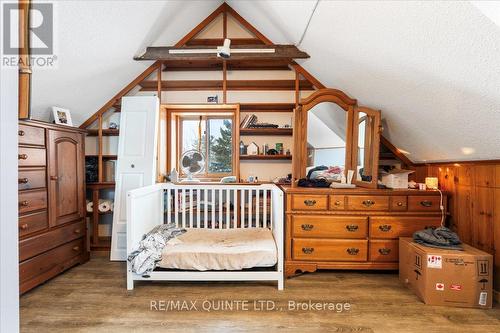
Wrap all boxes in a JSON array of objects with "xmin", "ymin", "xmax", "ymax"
[
  {"xmin": 18, "ymin": 120, "xmax": 89, "ymax": 293},
  {"xmin": 283, "ymin": 186, "xmax": 446, "ymax": 277}
]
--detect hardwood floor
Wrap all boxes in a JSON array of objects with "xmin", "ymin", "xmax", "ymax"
[{"xmin": 20, "ymin": 252, "xmax": 500, "ymax": 333}]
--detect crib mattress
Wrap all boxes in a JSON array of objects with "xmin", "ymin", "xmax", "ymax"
[{"xmin": 158, "ymin": 228, "xmax": 277, "ymax": 271}]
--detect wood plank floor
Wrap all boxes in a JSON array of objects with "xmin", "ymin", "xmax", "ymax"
[{"xmin": 20, "ymin": 252, "xmax": 500, "ymax": 333}]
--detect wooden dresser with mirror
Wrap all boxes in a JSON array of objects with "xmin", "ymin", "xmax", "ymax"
[{"xmin": 286, "ymin": 89, "xmax": 446, "ymax": 277}]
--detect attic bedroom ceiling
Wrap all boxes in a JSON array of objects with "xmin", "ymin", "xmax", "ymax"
[{"xmin": 31, "ymin": 0, "xmax": 500, "ymax": 163}]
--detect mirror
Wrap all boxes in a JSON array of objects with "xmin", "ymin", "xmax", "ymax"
[
  {"xmin": 306, "ymin": 102, "xmax": 348, "ymax": 182},
  {"xmin": 353, "ymin": 107, "xmax": 380, "ymax": 187}
]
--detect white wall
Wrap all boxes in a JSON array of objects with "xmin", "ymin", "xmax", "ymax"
[{"xmin": 0, "ymin": 29, "xmax": 20, "ymax": 333}]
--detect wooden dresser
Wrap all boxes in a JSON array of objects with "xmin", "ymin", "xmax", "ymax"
[
  {"xmin": 282, "ymin": 186, "xmax": 446, "ymax": 277},
  {"xmin": 18, "ymin": 120, "xmax": 88, "ymax": 293}
]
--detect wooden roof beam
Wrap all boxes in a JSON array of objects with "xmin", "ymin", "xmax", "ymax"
[
  {"xmin": 135, "ymin": 45, "xmax": 309, "ymax": 61},
  {"xmin": 139, "ymin": 79, "xmax": 314, "ymax": 91}
]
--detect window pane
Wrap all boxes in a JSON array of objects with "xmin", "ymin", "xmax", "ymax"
[
  {"xmin": 207, "ymin": 118, "xmax": 232, "ymax": 174},
  {"xmin": 181, "ymin": 118, "xmax": 206, "ymax": 154}
]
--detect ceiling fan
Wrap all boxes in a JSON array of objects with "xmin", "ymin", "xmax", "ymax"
[
  {"xmin": 168, "ymin": 38, "xmax": 275, "ymax": 59},
  {"xmin": 134, "ymin": 39, "xmax": 309, "ymax": 61}
]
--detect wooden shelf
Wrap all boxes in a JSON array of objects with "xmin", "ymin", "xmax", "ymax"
[
  {"xmin": 87, "ymin": 210, "xmax": 113, "ymax": 216},
  {"xmin": 240, "ymin": 128, "xmax": 292, "ymax": 136},
  {"xmin": 239, "ymin": 103, "xmax": 295, "ymax": 113},
  {"xmin": 86, "ymin": 129, "xmax": 119, "ymax": 136},
  {"xmin": 162, "ymin": 59, "xmax": 291, "ymax": 71},
  {"xmin": 139, "ymin": 80, "xmax": 313, "ymax": 91},
  {"xmin": 86, "ymin": 182, "xmax": 116, "ymax": 189},
  {"xmin": 240, "ymin": 155, "xmax": 292, "ymax": 161},
  {"xmin": 85, "ymin": 154, "xmax": 117, "ymax": 160}
]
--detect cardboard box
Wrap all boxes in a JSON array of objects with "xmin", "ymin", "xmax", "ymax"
[
  {"xmin": 380, "ymin": 169, "xmax": 414, "ymax": 189},
  {"xmin": 399, "ymin": 237, "xmax": 493, "ymax": 308}
]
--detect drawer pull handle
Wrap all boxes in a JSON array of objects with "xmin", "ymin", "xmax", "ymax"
[
  {"xmin": 19, "ymin": 224, "xmax": 29, "ymax": 230},
  {"xmin": 334, "ymin": 200, "xmax": 342, "ymax": 206},
  {"xmin": 420, "ymin": 200, "xmax": 433, "ymax": 207},
  {"xmin": 303, "ymin": 199, "xmax": 316, "ymax": 206},
  {"xmin": 379, "ymin": 224, "xmax": 392, "ymax": 232},
  {"xmin": 302, "ymin": 247, "xmax": 314, "ymax": 254},
  {"xmin": 397, "ymin": 202, "xmax": 403, "ymax": 207},
  {"xmin": 18, "ymin": 154, "xmax": 28, "ymax": 160},
  {"xmin": 379, "ymin": 248, "xmax": 391, "ymax": 255},
  {"xmin": 18, "ymin": 130, "xmax": 25, "ymax": 136},
  {"xmin": 50, "ymin": 176, "xmax": 59, "ymax": 181},
  {"xmin": 301, "ymin": 224, "xmax": 314, "ymax": 231},
  {"xmin": 72, "ymin": 246, "xmax": 80, "ymax": 251},
  {"xmin": 18, "ymin": 178, "xmax": 29, "ymax": 184},
  {"xmin": 362, "ymin": 200, "xmax": 375, "ymax": 207},
  {"xmin": 346, "ymin": 225, "xmax": 359, "ymax": 232},
  {"xmin": 74, "ymin": 229, "xmax": 81, "ymax": 234},
  {"xmin": 347, "ymin": 248, "xmax": 360, "ymax": 255},
  {"xmin": 19, "ymin": 200, "xmax": 29, "ymax": 207}
]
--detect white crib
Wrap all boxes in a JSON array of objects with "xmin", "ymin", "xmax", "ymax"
[{"xmin": 126, "ymin": 183, "xmax": 284, "ymax": 290}]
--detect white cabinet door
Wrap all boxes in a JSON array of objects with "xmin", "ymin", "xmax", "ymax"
[{"xmin": 110, "ymin": 96, "xmax": 159, "ymax": 261}]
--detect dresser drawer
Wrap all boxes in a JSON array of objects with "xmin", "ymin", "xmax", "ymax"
[
  {"xmin": 19, "ymin": 220, "xmax": 85, "ymax": 262},
  {"xmin": 370, "ymin": 217, "xmax": 442, "ymax": 239},
  {"xmin": 329, "ymin": 195, "xmax": 345, "ymax": 210},
  {"xmin": 292, "ymin": 239, "xmax": 368, "ymax": 261},
  {"xmin": 291, "ymin": 194, "xmax": 328, "ymax": 210},
  {"xmin": 18, "ymin": 147, "xmax": 46, "ymax": 167},
  {"xmin": 390, "ymin": 196, "xmax": 407, "ymax": 211},
  {"xmin": 408, "ymin": 196, "xmax": 441, "ymax": 211},
  {"xmin": 18, "ymin": 168, "xmax": 46, "ymax": 191},
  {"xmin": 19, "ymin": 238, "xmax": 83, "ymax": 284},
  {"xmin": 18, "ymin": 210, "xmax": 48, "ymax": 238},
  {"xmin": 369, "ymin": 240, "xmax": 399, "ymax": 262},
  {"xmin": 18, "ymin": 189, "xmax": 47, "ymax": 214},
  {"xmin": 347, "ymin": 195, "xmax": 390, "ymax": 211},
  {"xmin": 292, "ymin": 215, "xmax": 367, "ymax": 238},
  {"xmin": 18, "ymin": 124, "xmax": 45, "ymax": 146}
]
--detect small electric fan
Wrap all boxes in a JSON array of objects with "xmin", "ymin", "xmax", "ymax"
[{"xmin": 180, "ymin": 150, "xmax": 205, "ymax": 182}]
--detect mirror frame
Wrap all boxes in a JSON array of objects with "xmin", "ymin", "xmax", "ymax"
[
  {"xmin": 351, "ymin": 106, "xmax": 381, "ymax": 189},
  {"xmin": 293, "ymin": 88, "xmax": 357, "ymax": 182}
]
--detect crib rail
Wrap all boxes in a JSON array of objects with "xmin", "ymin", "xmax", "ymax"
[{"xmin": 162, "ymin": 183, "xmax": 277, "ymax": 230}]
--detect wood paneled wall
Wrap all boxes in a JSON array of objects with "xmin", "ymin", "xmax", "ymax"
[{"xmin": 414, "ymin": 161, "xmax": 500, "ymax": 297}]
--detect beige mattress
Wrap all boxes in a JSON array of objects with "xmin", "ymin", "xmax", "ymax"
[{"xmin": 159, "ymin": 228, "xmax": 277, "ymax": 271}]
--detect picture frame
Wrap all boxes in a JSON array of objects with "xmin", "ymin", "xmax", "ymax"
[{"xmin": 51, "ymin": 106, "xmax": 73, "ymax": 126}]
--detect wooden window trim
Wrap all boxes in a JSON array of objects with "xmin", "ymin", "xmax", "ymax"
[{"xmin": 162, "ymin": 104, "xmax": 240, "ymax": 181}]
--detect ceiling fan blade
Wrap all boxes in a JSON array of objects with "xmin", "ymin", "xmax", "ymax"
[
  {"xmin": 231, "ymin": 49, "xmax": 275, "ymax": 54},
  {"xmin": 169, "ymin": 49, "xmax": 218, "ymax": 54}
]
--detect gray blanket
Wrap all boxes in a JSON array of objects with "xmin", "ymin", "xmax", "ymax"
[
  {"xmin": 413, "ymin": 226, "xmax": 463, "ymax": 250},
  {"xmin": 127, "ymin": 223, "xmax": 186, "ymax": 276}
]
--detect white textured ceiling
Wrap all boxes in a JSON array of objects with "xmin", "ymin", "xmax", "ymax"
[
  {"xmin": 31, "ymin": 0, "xmax": 222, "ymax": 125},
  {"xmin": 31, "ymin": 0, "xmax": 500, "ymax": 162}
]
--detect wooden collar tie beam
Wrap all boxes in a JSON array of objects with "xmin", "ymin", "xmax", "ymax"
[{"xmin": 134, "ymin": 45, "xmax": 309, "ymax": 61}]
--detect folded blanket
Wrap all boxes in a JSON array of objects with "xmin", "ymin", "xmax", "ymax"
[
  {"xmin": 128, "ymin": 223, "xmax": 186, "ymax": 276},
  {"xmin": 413, "ymin": 226, "xmax": 463, "ymax": 250}
]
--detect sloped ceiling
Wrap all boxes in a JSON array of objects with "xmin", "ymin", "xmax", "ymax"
[
  {"xmin": 31, "ymin": 0, "xmax": 222, "ymax": 125},
  {"xmin": 31, "ymin": 0, "xmax": 500, "ymax": 162}
]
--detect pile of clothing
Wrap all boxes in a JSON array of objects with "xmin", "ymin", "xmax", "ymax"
[{"xmin": 413, "ymin": 226, "xmax": 463, "ymax": 250}]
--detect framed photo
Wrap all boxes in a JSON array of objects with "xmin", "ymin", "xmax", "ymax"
[{"xmin": 51, "ymin": 107, "xmax": 73, "ymax": 126}]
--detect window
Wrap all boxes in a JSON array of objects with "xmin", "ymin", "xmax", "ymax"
[{"xmin": 176, "ymin": 114, "xmax": 235, "ymax": 178}]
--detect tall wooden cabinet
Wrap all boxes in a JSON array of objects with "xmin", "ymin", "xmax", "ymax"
[{"xmin": 18, "ymin": 120, "xmax": 88, "ymax": 294}]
